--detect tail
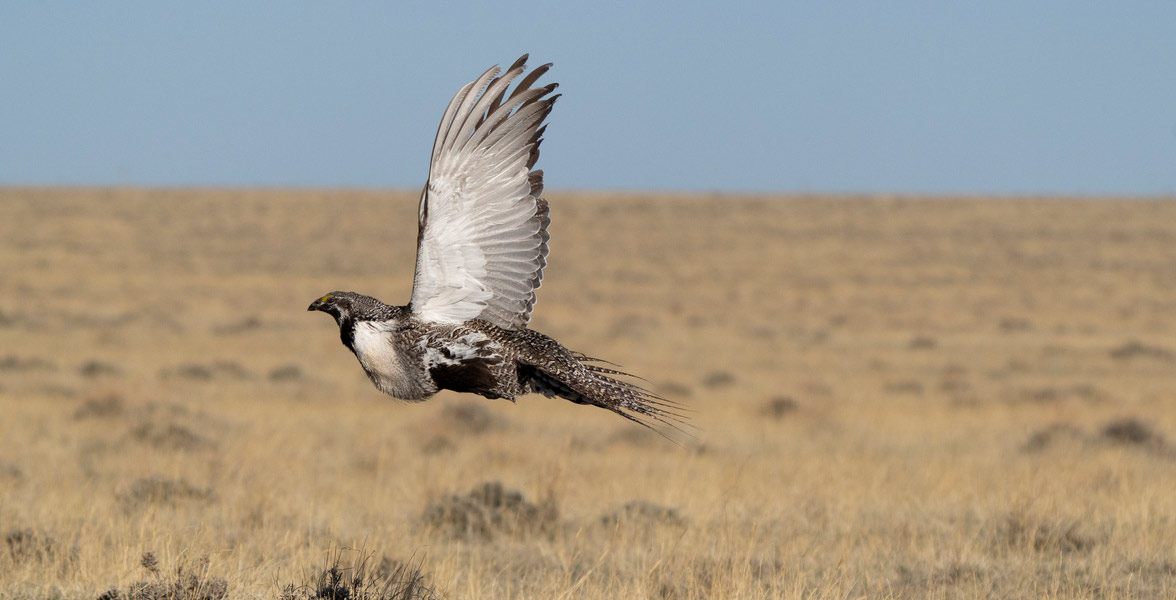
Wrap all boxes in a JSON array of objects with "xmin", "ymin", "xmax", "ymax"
[{"xmin": 517, "ymin": 350, "xmax": 694, "ymax": 442}]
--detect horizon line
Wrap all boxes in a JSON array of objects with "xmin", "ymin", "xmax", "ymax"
[{"xmin": 1, "ymin": 184, "xmax": 1174, "ymax": 202}]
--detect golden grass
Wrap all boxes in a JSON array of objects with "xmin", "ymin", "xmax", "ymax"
[{"xmin": 2, "ymin": 188, "xmax": 1176, "ymax": 598}]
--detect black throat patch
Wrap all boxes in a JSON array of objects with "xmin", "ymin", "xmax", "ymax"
[{"xmin": 340, "ymin": 316, "xmax": 357, "ymax": 351}]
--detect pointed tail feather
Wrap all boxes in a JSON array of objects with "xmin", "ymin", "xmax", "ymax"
[
  {"xmin": 519, "ymin": 362, "xmax": 695, "ymax": 443},
  {"xmin": 506, "ymin": 329, "xmax": 694, "ymax": 442}
]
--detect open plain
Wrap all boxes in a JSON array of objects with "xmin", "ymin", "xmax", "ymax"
[{"xmin": 2, "ymin": 188, "xmax": 1176, "ymax": 598}]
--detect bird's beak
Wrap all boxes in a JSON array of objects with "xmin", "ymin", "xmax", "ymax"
[{"xmin": 309, "ymin": 293, "xmax": 335, "ymax": 312}]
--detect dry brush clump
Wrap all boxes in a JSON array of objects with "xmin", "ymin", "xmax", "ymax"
[
  {"xmin": 889, "ymin": 560, "xmax": 988, "ymax": 598},
  {"xmin": 760, "ymin": 396, "xmax": 798, "ymax": 418},
  {"xmin": 74, "ymin": 395, "xmax": 220, "ymax": 453},
  {"xmin": 420, "ymin": 482, "xmax": 557, "ymax": 540},
  {"xmin": 159, "ymin": 361, "xmax": 253, "ymax": 381},
  {"xmin": 907, "ymin": 335, "xmax": 938, "ymax": 350},
  {"xmin": 0, "ymin": 307, "xmax": 24, "ymax": 327},
  {"xmin": 995, "ymin": 509, "xmax": 1099, "ymax": 555},
  {"xmin": 5, "ymin": 528, "xmax": 78, "ymax": 568},
  {"xmin": 0, "ymin": 460, "xmax": 21, "ymax": 481},
  {"xmin": 415, "ymin": 402, "xmax": 509, "ymax": 454},
  {"xmin": 211, "ymin": 316, "xmax": 263, "ymax": 336},
  {"xmin": 883, "ymin": 379, "xmax": 925, "ymax": 395},
  {"xmin": 79, "ymin": 360, "xmax": 124, "ymax": 378},
  {"xmin": 1101, "ymin": 417, "xmax": 1169, "ymax": 449},
  {"xmin": 646, "ymin": 555, "xmax": 783, "ymax": 600},
  {"xmin": 1022, "ymin": 423, "xmax": 1087, "ymax": 453},
  {"xmin": 0, "ymin": 354, "xmax": 56, "ymax": 372},
  {"xmin": 1022, "ymin": 417, "xmax": 1174, "ymax": 457},
  {"xmin": 97, "ymin": 552, "xmax": 228, "ymax": 600},
  {"xmin": 129, "ymin": 422, "xmax": 212, "ymax": 452},
  {"xmin": 74, "ymin": 394, "xmax": 128, "ymax": 420},
  {"xmin": 438, "ymin": 402, "xmax": 506, "ymax": 436},
  {"xmin": 278, "ymin": 551, "xmax": 439, "ymax": 600},
  {"xmin": 657, "ymin": 380, "xmax": 693, "ymax": 398},
  {"xmin": 418, "ymin": 435, "xmax": 455, "ymax": 455},
  {"xmin": 606, "ymin": 426, "xmax": 665, "ymax": 448},
  {"xmin": 599, "ymin": 500, "xmax": 686, "ymax": 529},
  {"xmin": 268, "ymin": 364, "xmax": 304, "ymax": 382},
  {"xmin": 701, "ymin": 371, "xmax": 736, "ymax": 389},
  {"xmin": 117, "ymin": 476, "xmax": 216, "ymax": 511},
  {"xmin": 1109, "ymin": 340, "xmax": 1175, "ymax": 361},
  {"xmin": 1012, "ymin": 383, "xmax": 1108, "ymax": 405},
  {"xmin": 998, "ymin": 316, "xmax": 1033, "ymax": 332}
]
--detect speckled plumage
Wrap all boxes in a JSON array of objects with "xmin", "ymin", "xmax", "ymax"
[
  {"xmin": 308, "ymin": 57, "xmax": 688, "ymax": 437},
  {"xmin": 309, "ymin": 291, "xmax": 687, "ymax": 434}
]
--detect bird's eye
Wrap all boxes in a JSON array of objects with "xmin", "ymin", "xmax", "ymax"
[{"xmin": 319, "ymin": 294, "xmax": 334, "ymax": 304}]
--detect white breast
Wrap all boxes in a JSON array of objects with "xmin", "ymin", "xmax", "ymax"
[{"xmin": 351, "ymin": 321, "xmax": 434, "ymax": 401}]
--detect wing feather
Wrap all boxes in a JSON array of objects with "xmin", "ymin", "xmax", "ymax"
[
  {"xmin": 410, "ymin": 57, "xmax": 558, "ymax": 329},
  {"xmin": 479, "ymin": 56, "xmax": 527, "ymax": 125}
]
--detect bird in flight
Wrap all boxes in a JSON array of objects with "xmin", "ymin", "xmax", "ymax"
[{"xmin": 308, "ymin": 55, "xmax": 687, "ymax": 436}]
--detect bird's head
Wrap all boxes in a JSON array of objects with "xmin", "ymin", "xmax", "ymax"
[
  {"xmin": 307, "ymin": 291, "xmax": 357, "ymax": 326},
  {"xmin": 308, "ymin": 291, "xmax": 395, "ymax": 327}
]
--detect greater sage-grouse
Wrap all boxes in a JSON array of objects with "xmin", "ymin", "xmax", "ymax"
[{"xmin": 309, "ymin": 56, "xmax": 686, "ymax": 436}]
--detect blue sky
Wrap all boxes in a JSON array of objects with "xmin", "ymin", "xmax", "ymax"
[{"xmin": 1, "ymin": 2, "xmax": 1173, "ymax": 194}]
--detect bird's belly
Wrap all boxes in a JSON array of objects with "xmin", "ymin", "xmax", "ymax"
[{"xmin": 351, "ymin": 321, "xmax": 434, "ymax": 401}]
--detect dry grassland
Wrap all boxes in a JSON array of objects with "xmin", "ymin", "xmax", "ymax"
[{"xmin": 2, "ymin": 188, "xmax": 1176, "ymax": 599}]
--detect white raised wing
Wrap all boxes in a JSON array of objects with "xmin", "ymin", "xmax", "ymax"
[{"xmin": 409, "ymin": 55, "xmax": 559, "ymax": 329}]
